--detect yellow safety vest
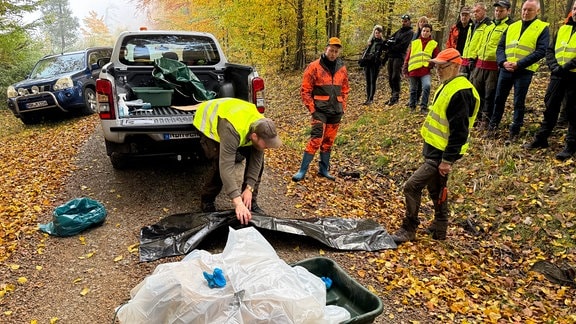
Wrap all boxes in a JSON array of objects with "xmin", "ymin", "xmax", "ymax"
[
  {"xmin": 505, "ymin": 19, "xmax": 549, "ymax": 72},
  {"xmin": 463, "ymin": 19, "xmax": 491, "ymax": 59},
  {"xmin": 555, "ymin": 25, "xmax": 576, "ymax": 72},
  {"xmin": 192, "ymin": 98, "xmax": 263, "ymax": 146},
  {"xmin": 477, "ymin": 17, "xmax": 511, "ymax": 61},
  {"xmin": 408, "ymin": 39, "xmax": 438, "ymax": 72},
  {"xmin": 420, "ymin": 76, "xmax": 480, "ymax": 154}
]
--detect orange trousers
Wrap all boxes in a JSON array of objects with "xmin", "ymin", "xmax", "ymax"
[{"xmin": 304, "ymin": 118, "xmax": 340, "ymax": 154}]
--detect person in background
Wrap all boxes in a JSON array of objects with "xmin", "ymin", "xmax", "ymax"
[
  {"xmin": 391, "ymin": 48, "xmax": 480, "ymax": 244},
  {"xmin": 411, "ymin": 16, "xmax": 431, "ymax": 105},
  {"xmin": 293, "ymin": 37, "xmax": 350, "ymax": 182},
  {"xmin": 486, "ymin": 0, "xmax": 549, "ymax": 143},
  {"xmin": 362, "ymin": 25, "xmax": 385, "ymax": 105},
  {"xmin": 461, "ymin": 3, "xmax": 492, "ymax": 77},
  {"xmin": 193, "ymin": 98, "xmax": 282, "ymax": 225},
  {"xmin": 446, "ymin": 6, "xmax": 473, "ymax": 55},
  {"xmin": 523, "ymin": 0, "xmax": 576, "ymax": 161},
  {"xmin": 470, "ymin": 0, "xmax": 512, "ymax": 129},
  {"xmin": 403, "ymin": 23, "xmax": 439, "ymax": 114},
  {"xmin": 385, "ymin": 14, "xmax": 414, "ymax": 106},
  {"xmin": 413, "ymin": 16, "xmax": 430, "ymax": 40}
]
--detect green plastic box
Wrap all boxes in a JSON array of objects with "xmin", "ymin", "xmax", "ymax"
[
  {"xmin": 132, "ymin": 87, "xmax": 173, "ymax": 107},
  {"xmin": 293, "ymin": 257, "xmax": 384, "ymax": 323}
]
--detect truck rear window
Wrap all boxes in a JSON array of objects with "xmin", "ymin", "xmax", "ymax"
[{"xmin": 119, "ymin": 35, "xmax": 221, "ymax": 66}]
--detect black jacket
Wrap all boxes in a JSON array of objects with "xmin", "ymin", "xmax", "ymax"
[
  {"xmin": 365, "ymin": 38, "xmax": 385, "ymax": 66},
  {"xmin": 388, "ymin": 26, "xmax": 414, "ymax": 59}
]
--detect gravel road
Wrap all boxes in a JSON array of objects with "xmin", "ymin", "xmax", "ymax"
[{"xmin": 1, "ymin": 124, "xmax": 394, "ymax": 323}]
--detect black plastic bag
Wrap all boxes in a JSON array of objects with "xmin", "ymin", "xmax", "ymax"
[{"xmin": 139, "ymin": 210, "xmax": 396, "ymax": 262}]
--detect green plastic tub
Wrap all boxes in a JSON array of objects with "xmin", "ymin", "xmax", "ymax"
[
  {"xmin": 132, "ymin": 87, "xmax": 174, "ymax": 107},
  {"xmin": 292, "ymin": 257, "xmax": 384, "ymax": 323}
]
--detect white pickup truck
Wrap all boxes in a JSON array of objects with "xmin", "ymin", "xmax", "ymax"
[{"xmin": 95, "ymin": 30, "xmax": 266, "ymax": 168}]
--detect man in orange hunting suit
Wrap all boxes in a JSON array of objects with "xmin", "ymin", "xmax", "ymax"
[{"xmin": 292, "ymin": 37, "xmax": 350, "ymax": 182}]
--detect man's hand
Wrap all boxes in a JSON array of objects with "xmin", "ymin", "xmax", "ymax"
[
  {"xmin": 503, "ymin": 61, "xmax": 517, "ymax": 72},
  {"xmin": 241, "ymin": 187, "xmax": 253, "ymax": 209},
  {"xmin": 232, "ymin": 196, "xmax": 252, "ymax": 225},
  {"xmin": 438, "ymin": 161, "xmax": 452, "ymax": 177}
]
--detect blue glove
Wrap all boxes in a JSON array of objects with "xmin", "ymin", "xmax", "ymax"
[
  {"xmin": 321, "ymin": 276, "xmax": 333, "ymax": 289},
  {"xmin": 203, "ymin": 268, "xmax": 227, "ymax": 288}
]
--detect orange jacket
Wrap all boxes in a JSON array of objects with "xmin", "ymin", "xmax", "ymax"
[
  {"xmin": 445, "ymin": 21, "xmax": 472, "ymax": 55},
  {"xmin": 301, "ymin": 55, "xmax": 350, "ymax": 116}
]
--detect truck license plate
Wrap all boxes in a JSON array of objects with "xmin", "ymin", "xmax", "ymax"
[
  {"xmin": 26, "ymin": 100, "xmax": 48, "ymax": 109},
  {"xmin": 164, "ymin": 133, "xmax": 200, "ymax": 140}
]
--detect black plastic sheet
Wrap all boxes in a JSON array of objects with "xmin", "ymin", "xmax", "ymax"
[{"xmin": 139, "ymin": 211, "xmax": 397, "ymax": 262}]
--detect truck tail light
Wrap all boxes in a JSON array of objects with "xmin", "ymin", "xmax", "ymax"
[
  {"xmin": 251, "ymin": 77, "xmax": 265, "ymax": 113},
  {"xmin": 96, "ymin": 79, "xmax": 115, "ymax": 120}
]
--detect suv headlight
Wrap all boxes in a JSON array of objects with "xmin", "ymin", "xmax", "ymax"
[
  {"xmin": 53, "ymin": 76, "xmax": 74, "ymax": 90},
  {"xmin": 7, "ymin": 86, "xmax": 18, "ymax": 98}
]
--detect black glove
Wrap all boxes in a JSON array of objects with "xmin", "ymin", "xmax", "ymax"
[
  {"xmin": 551, "ymin": 65, "xmax": 564, "ymax": 77},
  {"xmin": 468, "ymin": 59, "xmax": 476, "ymax": 71}
]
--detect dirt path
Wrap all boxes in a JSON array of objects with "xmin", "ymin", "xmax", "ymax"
[{"xmin": 1, "ymin": 124, "xmax": 404, "ymax": 323}]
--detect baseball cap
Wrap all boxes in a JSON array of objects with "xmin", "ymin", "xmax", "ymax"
[
  {"xmin": 429, "ymin": 48, "xmax": 463, "ymax": 65},
  {"xmin": 460, "ymin": 6, "xmax": 471, "ymax": 14},
  {"xmin": 401, "ymin": 14, "xmax": 411, "ymax": 20},
  {"xmin": 494, "ymin": 0, "xmax": 511, "ymax": 9},
  {"xmin": 252, "ymin": 118, "xmax": 282, "ymax": 148},
  {"xmin": 327, "ymin": 37, "xmax": 342, "ymax": 47}
]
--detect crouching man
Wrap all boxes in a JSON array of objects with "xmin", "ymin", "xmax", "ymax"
[{"xmin": 193, "ymin": 98, "xmax": 282, "ymax": 225}]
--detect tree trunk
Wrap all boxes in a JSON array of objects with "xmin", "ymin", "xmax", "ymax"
[
  {"xmin": 385, "ymin": 0, "xmax": 395, "ymax": 37},
  {"xmin": 294, "ymin": 0, "xmax": 305, "ymax": 70},
  {"xmin": 336, "ymin": 0, "xmax": 342, "ymax": 37},
  {"xmin": 510, "ymin": 0, "xmax": 518, "ymax": 19},
  {"xmin": 437, "ymin": 0, "xmax": 447, "ymax": 47},
  {"xmin": 540, "ymin": 0, "xmax": 547, "ymax": 22},
  {"xmin": 325, "ymin": 0, "xmax": 336, "ymax": 37}
]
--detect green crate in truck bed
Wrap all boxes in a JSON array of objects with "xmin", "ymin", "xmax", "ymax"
[
  {"xmin": 132, "ymin": 87, "xmax": 174, "ymax": 106},
  {"xmin": 293, "ymin": 257, "xmax": 384, "ymax": 323}
]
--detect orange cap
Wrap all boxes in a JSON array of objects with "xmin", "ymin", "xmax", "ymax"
[
  {"xmin": 429, "ymin": 48, "xmax": 463, "ymax": 65},
  {"xmin": 327, "ymin": 37, "xmax": 342, "ymax": 47}
]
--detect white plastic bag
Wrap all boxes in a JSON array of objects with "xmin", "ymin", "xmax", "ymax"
[{"xmin": 117, "ymin": 227, "xmax": 335, "ymax": 323}]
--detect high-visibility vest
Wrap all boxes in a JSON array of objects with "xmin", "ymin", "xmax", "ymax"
[
  {"xmin": 505, "ymin": 19, "xmax": 549, "ymax": 72},
  {"xmin": 420, "ymin": 76, "xmax": 480, "ymax": 154},
  {"xmin": 192, "ymin": 98, "xmax": 263, "ymax": 146},
  {"xmin": 408, "ymin": 38, "xmax": 438, "ymax": 72},
  {"xmin": 463, "ymin": 19, "xmax": 492, "ymax": 59},
  {"xmin": 477, "ymin": 17, "xmax": 511, "ymax": 61},
  {"xmin": 555, "ymin": 25, "xmax": 576, "ymax": 72}
]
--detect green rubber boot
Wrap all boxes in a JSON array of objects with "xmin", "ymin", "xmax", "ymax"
[{"xmin": 292, "ymin": 152, "xmax": 314, "ymax": 182}]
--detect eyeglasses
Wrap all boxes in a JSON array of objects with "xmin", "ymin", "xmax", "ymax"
[{"xmin": 437, "ymin": 63, "xmax": 452, "ymax": 70}]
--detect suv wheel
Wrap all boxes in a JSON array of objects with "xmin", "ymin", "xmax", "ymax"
[
  {"xmin": 80, "ymin": 88, "xmax": 97, "ymax": 115},
  {"xmin": 110, "ymin": 152, "xmax": 129, "ymax": 169},
  {"xmin": 20, "ymin": 113, "xmax": 40, "ymax": 125}
]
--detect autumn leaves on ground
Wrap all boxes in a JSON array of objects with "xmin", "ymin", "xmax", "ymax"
[{"xmin": 1, "ymin": 69, "xmax": 575, "ymax": 322}]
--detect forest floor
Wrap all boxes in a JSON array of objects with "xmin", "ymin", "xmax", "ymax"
[{"xmin": 0, "ymin": 68, "xmax": 575, "ymax": 323}]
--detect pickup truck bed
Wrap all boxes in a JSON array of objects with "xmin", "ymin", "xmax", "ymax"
[{"xmin": 96, "ymin": 30, "xmax": 265, "ymax": 169}]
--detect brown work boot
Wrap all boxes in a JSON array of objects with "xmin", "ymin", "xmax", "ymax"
[
  {"xmin": 391, "ymin": 228, "xmax": 416, "ymax": 244},
  {"xmin": 426, "ymin": 220, "xmax": 447, "ymax": 240}
]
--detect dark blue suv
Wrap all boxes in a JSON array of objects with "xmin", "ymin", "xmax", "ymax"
[{"xmin": 6, "ymin": 47, "xmax": 112, "ymax": 124}]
